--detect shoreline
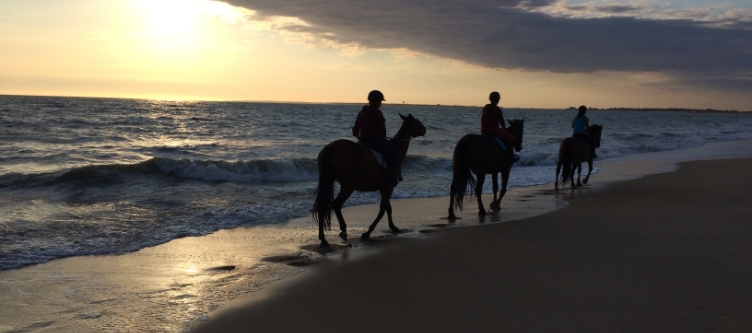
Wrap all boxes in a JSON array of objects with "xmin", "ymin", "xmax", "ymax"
[
  {"xmin": 190, "ymin": 156, "xmax": 752, "ymax": 333},
  {"xmin": 1, "ymin": 141, "xmax": 751, "ymax": 332}
]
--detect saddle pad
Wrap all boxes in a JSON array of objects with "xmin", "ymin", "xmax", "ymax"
[
  {"xmin": 370, "ymin": 149, "xmax": 388, "ymax": 169},
  {"xmin": 490, "ymin": 136, "xmax": 507, "ymax": 151}
]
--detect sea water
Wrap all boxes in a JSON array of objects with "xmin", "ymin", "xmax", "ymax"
[{"xmin": 2, "ymin": 95, "xmax": 752, "ymax": 271}]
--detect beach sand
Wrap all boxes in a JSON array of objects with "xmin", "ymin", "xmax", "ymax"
[{"xmin": 191, "ymin": 157, "xmax": 752, "ymax": 333}]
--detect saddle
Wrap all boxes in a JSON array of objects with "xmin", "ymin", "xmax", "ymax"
[
  {"xmin": 481, "ymin": 132, "xmax": 510, "ymax": 151},
  {"xmin": 357, "ymin": 140, "xmax": 388, "ymax": 169}
]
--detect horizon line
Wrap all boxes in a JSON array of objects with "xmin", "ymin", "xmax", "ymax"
[{"xmin": 1, "ymin": 93, "xmax": 749, "ymax": 113}]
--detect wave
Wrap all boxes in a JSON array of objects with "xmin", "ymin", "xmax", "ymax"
[
  {"xmin": 151, "ymin": 157, "xmax": 318, "ymax": 183},
  {"xmin": 0, "ymin": 157, "xmax": 321, "ymax": 191},
  {"xmin": 53, "ymin": 157, "xmax": 318, "ymax": 185}
]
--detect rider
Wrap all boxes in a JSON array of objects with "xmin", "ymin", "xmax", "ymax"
[
  {"xmin": 352, "ymin": 90, "xmax": 401, "ymax": 183},
  {"xmin": 572, "ymin": 105, "xmax": 597, "ymax": 158},
  {"xmin": 481, "ymin": 91, "xmax": 519, "ymax": 163}
]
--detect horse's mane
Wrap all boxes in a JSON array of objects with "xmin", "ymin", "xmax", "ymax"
[{"xmin": 587, "ymin": 124, "xmax": 602, "ymax": 133}]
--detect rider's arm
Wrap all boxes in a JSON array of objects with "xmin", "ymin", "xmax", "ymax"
[
  {"xmin": 499, "ymin": 108, "xmax": 506, "ymax": 129},
  {"xmin": 351, "ymin": 113, "xmax": 361, "ymax": 137}
]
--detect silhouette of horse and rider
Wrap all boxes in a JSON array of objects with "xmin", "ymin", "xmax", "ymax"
[
  {"xmin": 312, "ymin": 90, "xmax": 601, "ymax": 247},
  {"xmin": 556, "ymin": 106, "xmax": 603, "ymax": 190},
  {"xmin": 312, "ymin": 90, "xmax": 426, "ymax": 247}
]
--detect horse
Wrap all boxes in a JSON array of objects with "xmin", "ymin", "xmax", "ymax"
[
  {"xmin": 555, "ymin": 124, "xmax": 603, "ymax": 190},
  {"xmin": 312, "ymin": 113, "xmax": 426, "ymax": 247},
  {"xmin": 447, "ymin": 118, "xmax": 525, "ymax": 219}
]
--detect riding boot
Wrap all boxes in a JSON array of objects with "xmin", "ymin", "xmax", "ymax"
[
  {"xmin": 504, "ymin": 141, "xmax": 520, "ymax": 163},
  {"xmin": 387, "ymin": 165, "xmax": 400, "ymax": 184}
]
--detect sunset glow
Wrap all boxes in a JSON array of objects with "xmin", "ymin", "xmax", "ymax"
[{"xmin": 1, "ymin": 0, "xmax": 751, "ymax": 109}]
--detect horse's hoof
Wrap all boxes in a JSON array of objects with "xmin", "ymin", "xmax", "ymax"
[
  {"xmin": 360, "ymin": 233, "xmax": 370, "ymax": 241},
  {"xmin": 319, "ymin": 241, "xmax": 330, "ymax": 248},
  {"xmin": 390, "ymin": 227, "xmax": 401, "ymax": 234},
  {"xmin": 448, "ymin": 213, "xmax": 456, "ymax": 220},
  {"xmin": 478, "ymin": 210, "xmax": 487, "ymax": 216},
  {"xmin": 339, "ymin": 231, "xmax": 347, "ymax": 241},
  {"xmin": 582, "ymin": 179, "xmax": 589, "ymax": 185}
]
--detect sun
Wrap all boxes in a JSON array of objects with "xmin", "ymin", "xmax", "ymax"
[{"xmin": 136, "ymin": 0, "xmax": 204, "ymax": 39}]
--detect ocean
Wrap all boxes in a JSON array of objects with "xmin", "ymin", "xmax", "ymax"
[{"xmin": 2, "ymin": 95, "xmax": 752, "ymax": 271}]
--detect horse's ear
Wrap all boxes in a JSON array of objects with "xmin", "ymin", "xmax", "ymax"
[
  {"xmin": 399, "ymin": 113, "xmax": 407, "ymax": 120},
  {"xmin": 408, "ymin": 113, "xmax": 414, "ymax": 118}
]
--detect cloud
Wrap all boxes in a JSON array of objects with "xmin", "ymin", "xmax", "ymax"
[{"xmin": 223, "ymin": 0, "xmax": 752, "ymax": 88}]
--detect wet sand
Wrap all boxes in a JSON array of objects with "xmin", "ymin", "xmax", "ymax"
[{"xmin": 191, "ymin": 157, "xmax": 752, "ymax": 333}]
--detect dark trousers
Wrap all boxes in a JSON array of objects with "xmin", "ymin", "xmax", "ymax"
[
  {"xmin": 482, "ymin": 130, "xmax": 516, "ymax": 157},
  {"xmin": 359, "ymin": 136, "xmax": 399, "ymax": 176}
]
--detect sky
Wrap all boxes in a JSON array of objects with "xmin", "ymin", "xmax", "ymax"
[{"xmin": 1, "ymin": 0, "xmax": 751, "ymax": 109}]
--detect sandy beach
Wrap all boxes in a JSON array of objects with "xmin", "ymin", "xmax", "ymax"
[{"xmin": 191, "ymin": 156, "xmax": 752, "ymax": 332}]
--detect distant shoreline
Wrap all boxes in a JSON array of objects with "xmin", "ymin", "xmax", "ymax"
[{"xmin": 1, "ymin": 94, "xmax": 750, "ymax": 113}]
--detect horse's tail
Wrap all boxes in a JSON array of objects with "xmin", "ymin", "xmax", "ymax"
[
  {"xmin": 559, "ymin": 138, "xmax": 572, "ymax": 186},
  {"xmin": 312, "ymin": 143, "xmax": 336, "ymax": 232},
  {"xmin": 451, "ymin": 137, "xmax": 476, "ymax": 211}
]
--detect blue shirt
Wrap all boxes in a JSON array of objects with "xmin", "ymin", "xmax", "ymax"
[{"xmin": 573, "ymin": 116, "xmax": 587, "ymax": 134}]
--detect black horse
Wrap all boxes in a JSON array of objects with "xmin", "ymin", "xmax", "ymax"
[{"xmin": 448, "ymin": 118, "xmax": 525, "ymax": 219}]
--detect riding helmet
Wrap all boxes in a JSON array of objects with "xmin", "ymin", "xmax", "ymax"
[{"xmin": 368, "ymin": 90, "xmax": 385, "ymax": 103}]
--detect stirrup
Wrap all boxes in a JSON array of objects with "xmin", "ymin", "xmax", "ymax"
[{"xmin": 389, "ymin": 173, "xmax": 400, "ymax": 184}]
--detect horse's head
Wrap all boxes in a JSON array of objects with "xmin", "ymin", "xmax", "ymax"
[
  {"xmin": 506, "ymin": 118, "xmax": 525, "ymax": 152},
  {"xmin": 588, "ymin": 124, "xmax": 602, "ymax": 148},
  {"xmin": 398, "ymin": 113, "xmax": 426, "ymax": 139}
]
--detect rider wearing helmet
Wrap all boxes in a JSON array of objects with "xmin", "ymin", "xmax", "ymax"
[
  {"xmin": 481, "ymin": 91, "xmax": 519, "ymax": 163},
  {"xmin": 352, "ymin": 90, "xmax": 400, "ymax": 183}
]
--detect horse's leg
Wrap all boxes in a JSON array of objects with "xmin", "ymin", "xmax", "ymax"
[
  {"xmin": 498, "ymin": 166, "xmax": 511, "ymax": 208},
  {"xmin": 490, "ymin": 172, "xmax": 500, "ymax": 211},
  {"xmin": 583, "ymin": 159, "xmax": 593, "ymax": 185},
  {"xmin": 476, "ymin": 173, "xmax": 487, "ymax": 215},
  {"xmin": 361, "ymin": 188, "xmax": 393, "ymax": 241},
  {"xmin": 332, "ymin": 186, "xmax": 354, "ymax": 241},
  {"xmin": 384, "ymin": 189, "xmax": 400, "ymax": 233},
  {"xmin": 318, "ymin": 218, "xmax": 329, "ymax": 248},
  {"xmin": 555, "ymin": 161, "xmax": 561, "ymax": 191},
  {"xmin": 570, "ymin": 163, "xmax": 577, "ymax": 188},
  {"xmin": 576, "ymin": 162, "xmax": 583, "ymax": 187}
]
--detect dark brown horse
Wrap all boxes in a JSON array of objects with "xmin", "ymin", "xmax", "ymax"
[
  {"xmin": 312, "ymin": 113, "xmax": 426, "ymax": 247},
  {"xmin": 555, "ymin": 124, "xmax": 603, "ymax": 190},
  {"xmin": 447, "ymin": 118, "xmax": 525, "ymax": 219}
]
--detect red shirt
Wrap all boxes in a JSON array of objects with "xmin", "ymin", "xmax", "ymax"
[
  {"xmin": 480, "ymin": 104, "xmax": 505, "ymax": 132},
  {"xmin": 352, "ymin": 105, "xmax": 386, "ymax": 137}
]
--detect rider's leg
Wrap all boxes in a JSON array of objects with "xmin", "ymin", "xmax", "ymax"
[
  {"xmin": 489, "ymin": 128, "xmax": 519, "ymax": 163},
  {"xmin": 362, "ymin": 136, "xmax": 400, "ymax": 183},
  {"xmin": 379, "ymin": 139, "xmax": 400, "ymax": 183}
]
